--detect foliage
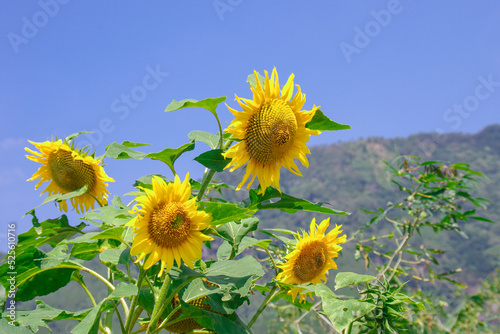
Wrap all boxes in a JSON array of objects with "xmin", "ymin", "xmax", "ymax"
[{"xmin": 1, "ymin": 71, "xmax": 497, "ymax": 334}]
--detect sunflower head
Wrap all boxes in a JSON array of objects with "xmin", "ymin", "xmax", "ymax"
[
  {"xmin": 277, "ymin": 217, "xmax": 346, "ymax": 303},
  {"xmin": 129, "ymin": 174, "xmax": 213, "ymax": 276},
  {"xmin": 223, "ymin": 68, "xmax": 321, "ymax": 194},
  {"xmin": 25, "ymin": 137, "xmax": 114, "ymax": 213}
]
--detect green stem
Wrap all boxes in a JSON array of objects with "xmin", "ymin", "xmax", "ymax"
[
  {"xmin": 110, "ymin": 300, "xmax": 126, "ymax": 333},
  {"xmin": 105, "ymin": 269, "xmax": 114, "ymax": 332},
  {"xmin": 74, "ymin": 274, "xmax": 97, "ymax": 307},
  {"xmin": 151, "ymin": 303, "xmax": 181, "ymax": 334},
  {"xmin": 147, "ymin": 274, "xmax": 172, "ymax": 333},
  {"xmin": 58, "ymin": 264, "xmax": 129, "ymax": 321},
  {"xmin": 86, "ymin": 191, "xmax": 104, "ymax": 207},
  {"xmin": 150, "ymin": 276, "xmax": 197, "ymax": 333},
  {"xmin": 196, "ymin": 139, "xmax": 234, "ymax": 201},
  {"xmin": 345, "ymin": 320, "xmax": 354, "ymax": 334},
  {"xmin": 248, "ymin": 284, "xmax": 279, "ymax": 328},
  {"xmin": 124, "ymin": 268, "xmax": 146, "ymax": 334},
  {"xmin": 380, "ymin": 230, "xmax": 412, "ymax": 281}
]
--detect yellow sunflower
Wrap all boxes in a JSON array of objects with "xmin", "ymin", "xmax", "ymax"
[
  {"xmin": 26, "ymin": 139, "xmax": 114, "ymax": 213},
  {"xmin": 276, "ymin": 217, "xmax": 346, "ymax": 303},
  {"xmin": 129, "ymin": 174, "xmax": 213, "ymax": 275},
  {"xmin": 223, "ymin": 68, "xmax": 320, "ymax": 194}
]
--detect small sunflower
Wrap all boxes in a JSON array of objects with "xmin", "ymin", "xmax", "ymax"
[
  {"xmin": 223, "ymin": 68, "xmax": 320, "ymax": 194},
  {"xmin": 26, "ymin": 139, "xmax": 114, "ymax": 213},
  {"xmin": 277, "ymin": 217, "xmax": 346, "ymax": 303},
  {"xmin": 129, "ymin": 174, "xmax": 213, "ymax": 275}
]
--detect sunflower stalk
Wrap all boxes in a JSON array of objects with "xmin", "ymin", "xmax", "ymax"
[
  {"xmin": 147, "ymin": 274, "xmax": 172, "ymax": 333},
  {"xmin": 248, "ymin": 284, "xmax": 279, "ymax": 328},
  {"xmin": 124, "ymin": 267, "xmax": 147, "ymax": 334},
  {"xmin": 196, "ymin": 139, "xmax": 233, "ymax": 201}
]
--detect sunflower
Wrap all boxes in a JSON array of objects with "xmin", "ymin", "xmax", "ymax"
[
  {"xmin": 276, "ymin": 217, "xmax": 346, "ymax": 302},
  {"xmin": 26, "ymin": 139, "xmax": 114, "ymax": 213},
  {"xmin": 129, "ymin": 174, "xmax": 213, "ymax": 275},
  {"xmin": 223, "ymin": 68, "xmax": 320, "ymax": 194}
]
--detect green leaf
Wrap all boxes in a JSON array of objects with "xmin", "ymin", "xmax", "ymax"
[
  {"xmin": 247, "ymin": 187, "xmax": 349, "ymax": 215},
  {"xmin": 334, "ymin": 272, "xmax": 376, "ymax": 290},
  {"xmin": 165, "ymin": 97, "xmax": 227, "ymax": 148},
  {"xmin": 165, "ymin": 97, "xmax": 226, "ymax": 114},
  {"xmin": 198, "ymin": 202, "xmax": 254, "ymax": 226},
  {"xmin": 306, "ymin": 109, "xmax": 351, "ymax": 131},
  {"xmin": 71, "ymin": 283, "xmax": 138, "ymax": 334},
  {"xmin": 32, "ymin": 185, "xmax": 89, "ymax": 211},
  {"xmin": 470, "ymin": 216, "xmax": 496, "ymax": 223},
  {"xmin": 105, "ymin": 142, "xmax": 147, "ymax": 159},
  {"xmin": 106, "ymin": 141, "xmax": 195, "ymax": 175},
  {"xmin": 145, "ymin": 141, "xmax": 195, "ymax": 175},
  {"xmin": 247, "ymin": 71, "xmax": 265, "ymax": 88},
  {"xmin": 316, "ymin": 284, "xmax": 376, "ymax": 332},
  {"xmin": 90, "ymin": 226, "xmax": 126, "ymax": 243},
  {"xmin": 175, "ymin": 300, "xmax": 251, "ymax": 334},
  {"xmin": 10, "ymin": 300, "xmax": 89, "ymax": 332},
  {"xmin": 70, "ymin": 241, "xmax": 100, "ymax": 261},
  {"xmin": 82, "ymin": 196, "xmax": 132, "ymax": 228},
  {"xmin": 0, "ymin": 246, "xmax": 79, "ymax": 302},
  {"xmin": 188, "ymin": 130, "xmax": 220, "ymax": 149},
  {"xmin": 206, "ymin": 256, "xmax": 264, "ymax": 283},
  {"xmin": 0, "ymin": 318, "xmax": 33, "ymax": 333},
  {"xmin": 216, "ymin": 217, "xmax": 259, "ymax": 248},
  {"xmin": 194, "ymin": 149, "xmax": 231, "ymax": 172},
  {"xmin": 99, "ymin": 248, "xmax": 131, "ymax": 267},
  {"xmin": 15, "ymin": 215, "xmax": 86, "ymax": 255}
]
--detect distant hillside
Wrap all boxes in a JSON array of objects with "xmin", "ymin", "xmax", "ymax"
[{"xmin": 218, "ymin": 124, "xmax": 500, "ymax": 285}]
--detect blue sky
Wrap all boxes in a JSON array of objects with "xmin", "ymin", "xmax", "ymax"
[{"xmin": 1, "ymin": 1, "xmax": 500, "ymax": 251}]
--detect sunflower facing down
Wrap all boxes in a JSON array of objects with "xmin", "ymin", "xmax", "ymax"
[
  {"xmin": 129, "ymin": 174, "xmax": 213, "ymax": 275},
  {"xmin": 223, "ymin": 68, "xmax": 320, "ymax": 194},
  {"xmin": 277, "ymin": 217, "xmax": 346, "ymax": 303},
  {"xmin": 26, "ymin": 139, "xmax": 114, "ymax": 213}
]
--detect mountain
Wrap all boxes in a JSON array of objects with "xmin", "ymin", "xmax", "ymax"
[{"xmin": 218, "ymin": 124, "xmax": 500, "ymax": 285}]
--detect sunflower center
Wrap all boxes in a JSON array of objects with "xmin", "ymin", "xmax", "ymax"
[
  {"xmin": 292, "ymin": 241, "xmax": 328, "ymax": 283},
  {"xmin": 246, "ymin": 99, "xmax": 298, "ymax": 165},
  {"xmin": 48, "ymin": 149, "xmax": 96, "ymax": 192},
  {"xmin": 149, "ymin": 202, "xmax": 191, "ymax": 248}
]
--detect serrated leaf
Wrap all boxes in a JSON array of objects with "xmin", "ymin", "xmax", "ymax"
[
  {"xmin": 247, "ymin": 187, "xmax": 349, "ymax": 215},
  {"xmin": 0, "ymin": 318, "xmax": 33, "ymax": 333},
  {"xmin": 306, "ymin": 109, "xmax": 351, "ymax": 131},
  {"xmin": 188, "ymin": 130, "xmax": 220, "ymax": 149},
  {"xmin": 105, "ymin": 142, "xmax": 147, "ymax": 159},
  {"xmin": 10, "ymin": 300, "xmax": 90, "ymax": 332},
  {"xmin": 90, "ymin": 226, "xmax": 125, "ymax": 243},
  {"xmin": 316, "ymin": 284, "xmax": 376, "ymax": 332},
  {"xmin": 145, "ymin": 141, "xmax": 195, "ymax": 174},
  {"xmin": 216, "ymin": 218, "xmax": 259, "ymax": 248},
  {"xmin": 194, "ymin": 149, "xmax": 231, "ymax": 172},
  {"xmin": 198, "ymin": 202, "xmax": 254, "ymax": 226},
  {"xmin": 82, "ymin": 196, "xmax": 131, "ymax": 228},
  {"xmin": 334, "ymin": 272, "xmax": 376, "ymax": 290},
  {"xmin": 165, "ymin": 97, "xmax": 226, "ymax": 114},
  {"xmin": 0, "ymin": 246, "xmax": 79, "ymax": 302},
  {"xmin": 15, "ymin": 215, "xmax": 86, "ymax": 255}
]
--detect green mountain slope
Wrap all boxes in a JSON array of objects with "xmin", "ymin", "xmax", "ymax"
[{"xmin": 218, "ymin": 124, "xmax": 500, "ymax": 286}]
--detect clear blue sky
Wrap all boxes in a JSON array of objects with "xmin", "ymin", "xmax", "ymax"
[{"xmin": 1, "ymin": 1, "xmax": 499, "ymax": 251}]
